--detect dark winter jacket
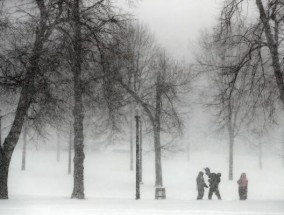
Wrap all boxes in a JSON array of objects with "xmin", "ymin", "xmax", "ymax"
[
  {"xmin": 196, "ymin": 171, "xmax": 208, "ymax": 190},
  {"xmin": 208, "ymin": 172, "xmax": 221, "ymax": 189}
]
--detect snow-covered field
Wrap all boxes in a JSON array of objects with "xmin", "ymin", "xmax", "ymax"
[{"xmin": 1, "ymin": 144, "xmax": 284, "ymax": 215}]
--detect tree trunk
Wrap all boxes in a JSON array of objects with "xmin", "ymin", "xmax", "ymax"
[
  {"xmin": 68, "ymin": 126, "xmax": 72, "ymax": 175},
  {"xmin": 21, "ymin": 127, "xmax": 27, "ymax": 171},
  {"xmin": 71, "ymin": 0, "xmax": 85, "ymax": 199},
  {"xmin": 0, "ymin": 0, "xmax": 48, "ymax": 199},
  {"xmin": 186, "ymin": 140, "xmax": 190, "ymax": 161},
  {"xmin": 259, "ymin": 140, "xmax": 262, "ymax": 169},
  {"xmin": 154, "ymin": 70, "xmax": 163, "ymax": 187},
  {"xmin": 282, "ymin": 138, "xmax": 284, "ymax": 167},
  {"xmin": 57, "ymin": 131, "xmax": 60, "ymax": 162},
  {"xmin": 0, "ymin": 155, "xmax": 9, "ymax": 199},
  {"xmin": 153, "ymin": 126, "xmax": 163, "ymax": 187},
  {"xmin": 256, "ymin": 0, "xmax": 284, "ymax": 103},
  {"xmin": 228, "ymin": 129, "xmax": 234, "ymax": 180},
  {"xmin": 0, "ymin": 86, "xmax": 34, "ymax": 198}
]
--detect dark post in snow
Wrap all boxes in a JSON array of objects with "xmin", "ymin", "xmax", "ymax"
[
  {"xmin": 130, "ymin": 106, "xmax": 134, "ymax": 171},
  {"xmin": 21, "ymin": 126, "xmax": 27, "ymax": 171},
  {"xmin": 68, "ymin": 126, "xmax": 72, "ymax": 175},
  {"xmin": 135, "ymin": 113, "xmax": 140, "ymax": 200},
  {"xmin": 139, "ymin": 117, "xmax": 143, "ymax": 184}
]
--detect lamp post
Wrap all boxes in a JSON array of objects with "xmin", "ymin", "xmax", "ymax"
[
  {"xmin": 139, "ymin": 117, "xmax": 143, "ymax": 184},
  {"xmin": 135, "ymin": 109, "xmax": 140, "ymax": 200}
]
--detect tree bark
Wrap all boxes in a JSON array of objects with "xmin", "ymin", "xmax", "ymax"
[
  {"xmin": 0, "ymin": 154, "xmax": 9, "ymax": 199},
  {"xmin": 256, "ymin": 0, "xmax": 284, "ymax": 103},
  {"xmin": 57, "ymin": 131, "xmax": 60, "ymax": 162},
  {"xmin": 154, "ymin": 70, "xmax": 163, "ymax": 187},
  {"xmin": 0, "ymin": 0, "xmax": 48, "ymax": 199},
  {"xmin": 282, "ymin": 138, "xmax": 284, "ymax": 167},
  {"xmin": 21, "ymin": 127, "xmax": 27, "ymax": 171},
  {"xmin": 259, "ymin": 140, "xmax": 262, "ymax": 169},
  {"xmin": 153, "ymin": 126, "xmax": 163, "ymax": 187},
  {"xmin": 228, "ymin": 128, "xmax": 234, "ymax": 180},
  {"xmin": 71, "ymin": 0, "xmax": 85, "ymax": 199},
  {"xmin": 68, "ymin": 126, "xmax": 72, "ymax": 175}
]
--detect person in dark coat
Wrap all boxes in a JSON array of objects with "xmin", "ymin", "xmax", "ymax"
[
  {"xmin": 237, "ymin": 173, "xmax": 248, "ymax": 200},
  {"xmin": 204, "ymin": 167, "xmax": 222, "ymax": 200},
  {"xmin": 196, "ymin": 171, "xmax": 208, "ymax": 200}
]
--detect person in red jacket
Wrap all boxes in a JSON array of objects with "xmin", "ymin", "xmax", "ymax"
[{"xmin": 237, "ymin": 173, "xmax": 248, "ymax": 200}]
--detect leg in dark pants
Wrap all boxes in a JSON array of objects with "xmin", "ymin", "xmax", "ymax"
[
  {"xmin": 239, "ymin": 187, "xmax": 247, "ymax": 200},
  {"xmin": 197, "ymin": 188, "xmax": 204, "ymax": 200},
  {"xmin": 208, "ymin": 187, "xmax": 213, "ymax": 200},
  {"xmin": 214, "ymin": 188, "xmax": 221, "ymax": 200}
]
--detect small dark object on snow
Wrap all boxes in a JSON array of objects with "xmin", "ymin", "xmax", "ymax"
[
  {"xmin": 196, "ymin": 171, "xmax": 208, "ymax": 200},
  {"xmin": 237, "ymin": 173, "xmax": 248, "ymax": 200},
  {"xmin": 155, "ymin": 187, "xmax": 166, "ymax": 200}
]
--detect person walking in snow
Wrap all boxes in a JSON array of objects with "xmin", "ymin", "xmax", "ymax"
[
  {"xmin": 204, "ymin": 167, "xmax": 222, "ymax": 200},
  {"xmin": 196, "ymin": 171, "xmax": 208, "ymax": 200},
  {"xmin": 237, "ymin": 173, "xmax": 248, "ymax": 200}
]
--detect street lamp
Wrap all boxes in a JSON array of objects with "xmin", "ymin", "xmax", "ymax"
[
  {"xmin": 135, "ymin": 108, "xmax": 140, "ymax": 200},
  {"xmin": 139, "ymin": 116, "xmax": 143, "ymax": 184}
]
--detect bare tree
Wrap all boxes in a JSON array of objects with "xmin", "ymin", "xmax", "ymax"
[
  {"xmin": 107, "ymin": 23, "xmax": 190, "ymax": 188},
  {"xmin": 197, "ymin": 0, "xmax": 284, "ymax": 179},
  {"xmin": 0, "ymin": 0, "xmax": 65, "ymax": 199}
]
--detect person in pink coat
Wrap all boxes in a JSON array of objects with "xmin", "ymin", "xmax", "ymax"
[{"xmin": 237, "ymin": 173, "xmax": 248, "ymax": 200}]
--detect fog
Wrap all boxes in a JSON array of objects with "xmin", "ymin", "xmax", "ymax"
[{"xmin": 0, "ymin": 0, "xmax": 284, "ymax": 214}]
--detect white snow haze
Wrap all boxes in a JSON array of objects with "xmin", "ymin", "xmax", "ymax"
[{"xmin": 0, "ymin": 1, "xmax": 284, "ymax": 215}]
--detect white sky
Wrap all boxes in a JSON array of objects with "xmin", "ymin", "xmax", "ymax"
[{"xmin": 134, "ymin": 0, "xmax": 221, "ymax": 62}]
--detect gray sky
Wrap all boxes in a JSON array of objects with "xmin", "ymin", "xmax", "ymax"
[{"xmin": 135, "ymin": 0, "xmax": 221, "ymax": 62}]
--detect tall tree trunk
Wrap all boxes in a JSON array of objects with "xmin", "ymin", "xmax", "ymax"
[
  {"xmin": 21, "ymin": 126, "xmax": 28, "ymax": 171},
  {"xmin": 0, "ymin": 84, "xmax": 36, "ymax": 199},
  {"xmin": 0, "ymin": 154, "xmax": 9, "ymax": 199},
  {"xmin": 71, "ymin": 0, "xmax": 85, "ymax": 199},
  {"xmin": 0, "ymin": 0, "xmax": 48, "ymax": 199},
  {"xmin": 259, "ymin": 140, "xmax": 262, "ymax": 169},
  {"xmin": 68, "ymin": 126, "xmax": 72, "ymax": 175},
  {"xmin": 154, "ymin": 69, "xmax": 163, "ymax": 187},
  {"xmin": 282, "ymin": 138, "xmax": 284, "ymax": 167},
  {"xmin": 57, "ymin": 131, "xmax": 60, "ymax": 162},
  {"xmin": 186, "ymin": 140, "xmax": 190, "ymax": 161},
  {"xmin": 228, "ymin": 128, "xmax": 234, "ymax": 180},
  {"xmin": 153, "ymin": 126, "xmax": 163, "ymax": 187}
]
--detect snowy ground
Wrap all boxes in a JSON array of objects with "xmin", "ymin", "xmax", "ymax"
[{"xmin": 1, "ymin": 144, "xmax": 284, "ymax": 215}]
